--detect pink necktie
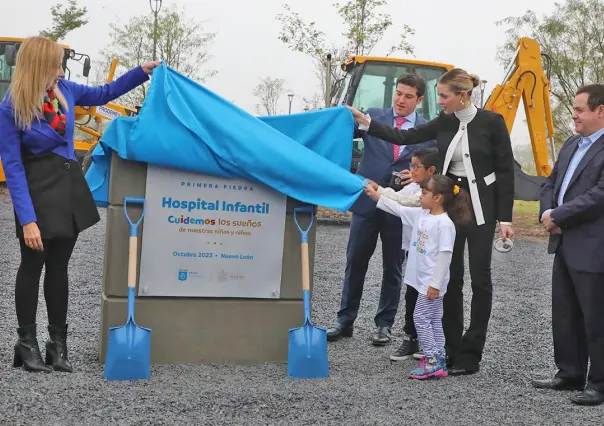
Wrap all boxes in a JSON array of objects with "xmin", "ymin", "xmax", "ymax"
[{"xmin": 393, "ymin": 116, "xmax": 406, "ymax": 160}]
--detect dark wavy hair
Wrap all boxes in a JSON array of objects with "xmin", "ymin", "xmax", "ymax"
[{"xmin": 420, "ymin": 175, "xmax": 472, "ymax": 225}]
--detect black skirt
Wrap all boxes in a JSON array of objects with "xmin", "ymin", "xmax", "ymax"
[{"xmin": 14, "ymin": 149, "xmax": 100, "ymax": 240}]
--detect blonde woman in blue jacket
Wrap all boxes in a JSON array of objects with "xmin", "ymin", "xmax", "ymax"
[{"xmin": 0, "ymin": 36, "xmax": 159, "ymax": 373}]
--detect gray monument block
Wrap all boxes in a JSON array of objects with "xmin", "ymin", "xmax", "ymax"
[
  {"xmin": 99, "ymin": 294, "xmax": 304, "ymax": 365},
  {"xmin": 108, "ymin": 151, "xmax": 148, "ymax": 206},
  {"xmin": 100, "ymin": 156, "xmax": 320, "ymax": 365}
]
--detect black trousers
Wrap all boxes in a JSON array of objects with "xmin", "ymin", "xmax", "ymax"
[
  {"xmin": 401, "ymin": 250, "xmax": 419, "ymax": 339},
  {"xmin": 443, "ymin": 218, "xmax": 496, "ymax": 369},
  {"xmin": 552, "ymin": 248, "xmax": 604, "ymax": 391},
  {"xmin": 15, "ymin": 237, "xmax": 78, "ymax": 328}
]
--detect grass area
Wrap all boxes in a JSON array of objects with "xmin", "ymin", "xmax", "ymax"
[
  {"xmin": 318, "ymin": 200, "xmax": 548, "ymax": 242},
  {"xmin": 513, "ymin": 200, "xmax": 540, "ymax": 215},
  {"xmin": 510, "ymin": 200, "xmax": 548, "ymax": 242}
]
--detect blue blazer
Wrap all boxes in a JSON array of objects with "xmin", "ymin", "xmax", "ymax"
[
  {"xmin": 0, "ymin": 66, "xmax": 149, "ymax": 227},
  {"xmin": 351, "ymin": 107, "xmax": 437, "ymax": 217}
]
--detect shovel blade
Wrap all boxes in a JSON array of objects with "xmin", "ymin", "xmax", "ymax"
[
  {"xmin": 104, "ymin": 319, "xmax": 151, "ymax": 381},
  {"xmin": 287, "ymin": 320, "xmax": 328, "ymax": 379}
]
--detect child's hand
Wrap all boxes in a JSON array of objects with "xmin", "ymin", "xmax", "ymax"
[
  {"xmin": 366, "ymin": 179, "xmax": 379, "ymax": 191},
  {"xmin": 363, "ymin": 182, "xmax": 380, "ymax": 201},
  {"xmin": 427, "ymin": 286, "xmax": 440, "ymax": 300},
  {"xmin": 398, "ymin": 169, "xmax": 413, "ymax": 186}
]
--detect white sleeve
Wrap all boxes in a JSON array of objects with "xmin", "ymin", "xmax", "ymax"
[
  {"xmin": 437, "ymin": 222, "xmax": 456, "ymax": 253},
  {"xmin": 376, "ymin": 196, "xmax": 421, "ymax": 226},
  {"xmin": 430, "ymin": 251, "xmax": 453, "ymax": 290},
  {"xmin": 358, "ymin": 114, "xmax": 371, "ymax": 131},
  {"xmin": 378, "ymin": 186, "xmax": 422, "ymax": 207},
  {"xmin": 430, "ymin": 222, "xmax": 456, "ymax": 290}
]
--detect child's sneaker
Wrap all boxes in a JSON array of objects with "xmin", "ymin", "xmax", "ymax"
[
  {"xmin": 412, "ymin": 350, "xmax": 424, "ymax": 360},
  {"xmin": 408, "ymin": 355, "xmax": 448, "ymax": 380},
  {"xmin": 437, "ymin": 353, "xmax": 448, "ymax": 371},
  {"xmin": 389, "ymin": 335, "xmax": 419, "ymax": 361}
]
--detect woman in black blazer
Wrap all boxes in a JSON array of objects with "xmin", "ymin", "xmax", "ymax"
[
  {"xmin": 0, "ymin": 36, "xmax": 159, "ymax": 373},
  {"xmin": 348, "ymin": 68, "xmax": 515, "ymax": 375}
]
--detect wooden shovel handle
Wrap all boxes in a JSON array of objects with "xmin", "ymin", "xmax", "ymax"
[
  {"xmin": 301, "ymin": 242, "xmax": 310, "ymax": 291},
  {"xmin": 128, "ymin": 235, "xmax": 137, "ymax": 289}
]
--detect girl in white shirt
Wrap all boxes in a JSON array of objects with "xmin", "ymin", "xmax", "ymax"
[
  {"xmin": 363, "ymin": 175, "xmax": 472, "ymax": 379},
  {"xmin": 367, "ymin": 147, "xmax": 440, "ymax": 362}
]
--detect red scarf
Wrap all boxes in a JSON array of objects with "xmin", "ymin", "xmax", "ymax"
[{"xmin": 43, "ymin": 89, "xmax": 66, "ymax": 136}]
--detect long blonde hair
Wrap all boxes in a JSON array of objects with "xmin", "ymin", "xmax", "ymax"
[{"xmin": 9, "ymin": 36, "xmax": 68, "ymax": 130}]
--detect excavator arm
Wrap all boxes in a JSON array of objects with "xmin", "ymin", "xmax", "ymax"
[{"xmin": 484, "ymin": 37, "xmax": 556, "ymax": 201}]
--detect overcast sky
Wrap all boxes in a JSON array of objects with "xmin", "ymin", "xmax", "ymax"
[{"xmin": 2, "ymin": 0, "xmax": 558, "ymax": 148}]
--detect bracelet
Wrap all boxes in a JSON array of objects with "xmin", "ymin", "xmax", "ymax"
[{"xmin": 499, "ymin": 221, "xmax": 512, "ymax": 226}]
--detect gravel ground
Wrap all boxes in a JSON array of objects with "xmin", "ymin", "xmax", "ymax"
[{"xmin": 0, "ymin": 195, "xmax": 603, "ymax": 425}]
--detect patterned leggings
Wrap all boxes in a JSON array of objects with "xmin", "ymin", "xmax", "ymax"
[{"xmin": 413, "ymin": 293, "xmax": 445, "ymax": 358}]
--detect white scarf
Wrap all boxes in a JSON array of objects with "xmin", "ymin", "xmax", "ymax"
[{"xmin": 442, "ymin": 104, "xmax": 488, "ymax": 225}]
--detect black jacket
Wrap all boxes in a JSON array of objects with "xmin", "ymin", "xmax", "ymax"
[
  {"xmin": 15, "ymin": 147, "xmax": 100, "ymax": 240},
  {"xmin": 367, "ymin": 108, "xmax": 515, "ymax": 225}
]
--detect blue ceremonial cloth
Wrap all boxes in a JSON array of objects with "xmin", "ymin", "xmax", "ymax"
[{"xmin": 85, "ymin": 62, "xmax": 365, "ymax": 211}]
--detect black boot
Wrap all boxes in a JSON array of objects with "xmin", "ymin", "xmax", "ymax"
[
  {"xmin": 13, "ymin": 324, "xmax": 52, "ymax": 373},
  {"xmin": 45, "ymin": 324, "xmax": 73, "ymax": 373}
]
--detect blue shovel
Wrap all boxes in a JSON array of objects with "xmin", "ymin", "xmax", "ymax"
[
  {"xmin": 287, "ymin": 205, "xmax": 328, "ymax": 379},
  {"xmin": 104, "ymin": 197, "xmax": 151, "ymax": 381}
]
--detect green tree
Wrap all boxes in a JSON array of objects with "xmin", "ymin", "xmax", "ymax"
[
  {"xmin": 277, "ymin": 0, "xmax": 414, "ymax": 104},
  {"xmin": 101, "ymin": 4, "xmax": 217, "ymax": 107},
  {"xmin": 40, "ymin": 0, "xmax": 88, "ymax": 42},
  {"xmin": 496, "ymin": 0, "xmax": 604, "ymax": 148}
]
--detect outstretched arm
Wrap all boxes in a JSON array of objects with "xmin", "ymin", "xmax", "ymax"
[
  {"xmin": 347, "ymin": 105, "xmax": 440, "ymax": 146},
  {"xmin": 378, "ymin": 186, "xmax": 422, "ymax": 207},
  {"xmin": 364, "ymin": 180, "xmax": 421, "ymax": 224},
  {"xmin": 63, "ymin": 61, "xmax": 160, "ymax": 107},
  {"xmin": 376, "ymin": 196, "xmax": 421, "ymax": 226}
]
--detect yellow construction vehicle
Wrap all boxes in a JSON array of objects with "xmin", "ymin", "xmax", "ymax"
[
  {"xmin": 330, "ymin": 36, "xmax": 555, "ymax": 201},
  {"xmin": 0, "ymin": 37, "xmax": 138, "ymax": 182}
]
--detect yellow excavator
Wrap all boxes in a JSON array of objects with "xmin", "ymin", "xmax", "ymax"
[
  {"xmin": 0, "ymin": 37, "xmax": 138, "ymax": 182},
  {"xmin": 330, "ymin": 37, "xmax": 555, "ymax": 201}
]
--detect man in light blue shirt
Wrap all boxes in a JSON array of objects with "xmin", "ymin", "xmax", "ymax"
[
  {"xmin": 534, "ymin": 84, "xmax": 604, "ymax": 406},
  {"xmin": 540, "ymin": 127, "xmax": 604, "ymax": 223}
]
